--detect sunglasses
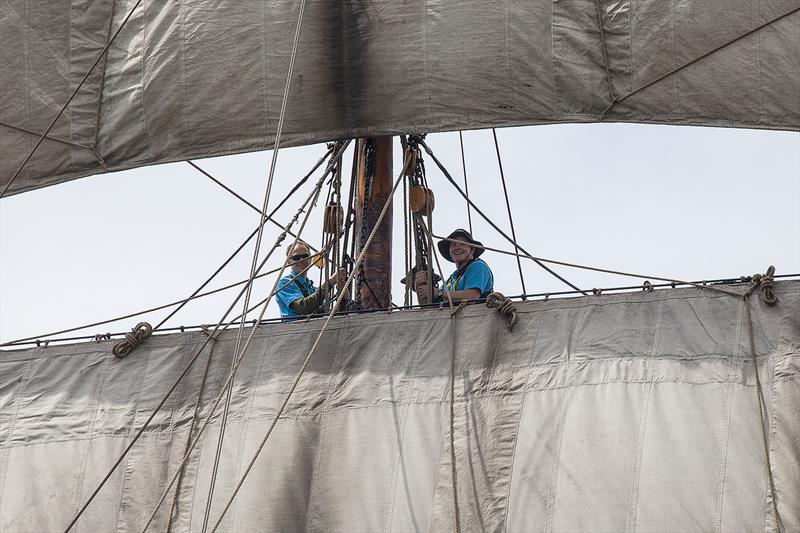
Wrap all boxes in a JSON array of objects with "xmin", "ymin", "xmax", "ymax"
[{"xmin": 290, "ymin": 253, "xmax": 310, "ymax": 261}]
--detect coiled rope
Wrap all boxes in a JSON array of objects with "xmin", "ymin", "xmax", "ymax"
[
  {"xmin": 485, "ymin": 292, "xmax": 518, "ymax": 331},
  {"xmin": 111, "ymin": 322, "xmax": 153, "ymax": 359}
]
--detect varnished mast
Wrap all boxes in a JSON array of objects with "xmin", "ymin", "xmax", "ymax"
[{"xmin": 353, "ymin": 137, "xmax": 393, "ymax": 310}]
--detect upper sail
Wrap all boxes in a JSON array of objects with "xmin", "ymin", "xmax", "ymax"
[{"xmin": 1, "ymin": 0, "xmax": 799, "ymax": 195}]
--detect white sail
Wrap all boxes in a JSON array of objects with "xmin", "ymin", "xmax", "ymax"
[
  {"xmin": 1, "ymin": 282, "xmax": 797, "ymax": 531},
  {"xmin": 1, "ymin": 0, "xmax": 799, "ymax": 195}
]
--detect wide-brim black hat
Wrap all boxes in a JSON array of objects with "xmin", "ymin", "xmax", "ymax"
[{"xmin": 438, "ymin": 228, "xmax": 485, "ymax": 263}]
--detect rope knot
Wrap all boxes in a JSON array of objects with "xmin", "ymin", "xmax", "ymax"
[
  {"xmin": 642, "ymin": 281, "xmax": 654, "ymax": 293},
  {"xmin": 755, "ymin": 265, "xmax": 777, "ymax": 306},
  {"xmin": 485, "ymin": 292, "xmax": 518, "ymax": 331},
  {"xmin": 112, "ymin": 322, "xmax": 153, "ymax": 359}
]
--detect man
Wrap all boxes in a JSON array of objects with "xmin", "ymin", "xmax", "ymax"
[
  {"xmin": 276, "ymin": 241, "xmax": 347, "ymax": 319},
  {"xmin": 414, "ymin": 228, "xmax": 493, "ymax": 305}
]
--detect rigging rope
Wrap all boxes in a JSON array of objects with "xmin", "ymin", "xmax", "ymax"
[
  {"xmin": 492, "ymin": 129, "xmax": 528, "ymax": 299},
  {"xmin": 458, "ymin": 132, "xmax": 473, "ymax": 234},
  {"xmin": 743, "ymin": 268, "xmax": 783, "ymax": 532},
  {"xmin": 165, "ymin": 338, "xmax": 217, "ymax": 533},
  {"xmin": 0, "ymin": 0, "xmax": 145, "ymax": 199},
  {"xmin": 414, "ymin": 136, "xmax": 587, "ymax": 295},
  {"xmin": 138, "ymin": 147, "xmax": 333, "ymax": 533},
  {"xmin": 599, "ymin": 4, "xmax": 800, "ymax": 119},
  {"xmin": 204, "ymin": 147, "xmax": 416, "ymax": 533},
  {"xmin": 62, "ymin": 144, "xmax": 344, "ymax": 533},
  {"xmin": 416, "ymin": 215, "xmax": 462, "ymax": 533}
]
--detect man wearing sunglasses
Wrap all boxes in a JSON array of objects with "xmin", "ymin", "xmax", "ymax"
[{"xmin": 276, "ymin": 241, "xmax": 348, "ymax": 319}]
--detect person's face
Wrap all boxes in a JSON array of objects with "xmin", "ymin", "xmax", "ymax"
[
  {"xmin": 449, "ymin": 237, "xmax": 474, "ymax": 266},
  {"xmin": 288, "ymin": 243, "xmax": 311, "ymax": 274}
]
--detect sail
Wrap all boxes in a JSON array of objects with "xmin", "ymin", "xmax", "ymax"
[
  {"xmin": 1, "ymin": 0, "xmax": 799, "ymax": 196},
  {"xmin": 1, "ymin": 282, "xmax": 798, "ymax": 531}
]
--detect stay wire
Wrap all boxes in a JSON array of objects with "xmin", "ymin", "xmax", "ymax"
[
  {"xmin": 0, "ymin": 0, "xmax": 145, "ymax": 199},
  {"xmin": 62, "ymin": 144, "xmax": 346, "ymax": 533},
  {"xmin": 0, "ymin": 146, "xmax": 339, "ymax": 348},
  {"xmin": 599, "ymin": 4, "xmax": 800, "ymax": 118},
  {"xmin": 458, "ymin": 132, "xmax": 473, "ymax": 235},
  {"xmin": 492, "ymin": 129, "xmax": 528, "ymax": 299},
  {"xmin": 138, "ymin": 148, "xmax": 330, "ymax": 533},
  {"xmin": 187, "ymin": 157, "xmax": 328, "ymax": 251},
  {"xmin": 434, "ymin": 234, "xmax": 745, "ymax": 299},
  {"xmin": 205, "ymin": 147, "xmax": 415, "ymax": 533},
  {"xmin": 414, "ymin": 136, "xmax": 587, "ymax": 295}
]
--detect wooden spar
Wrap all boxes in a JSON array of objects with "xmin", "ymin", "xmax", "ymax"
[{"xmin": 354, "ymin": 137, "xmax": 393, "ymax": 310}]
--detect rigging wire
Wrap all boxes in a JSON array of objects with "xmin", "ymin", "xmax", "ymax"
[
  {"xmin": 187, "ymin": 160, "xmax": 321, "ymax": 249},
  {"xmin": 492, "ymin": 129, "xmax": 528, "ymax": 299},
  {"xmin": 61, "ymin": 144, "xmax": 346, "ymax": 533},
  {"xmin": 433, "ymin": 234, "xmax": 746, "ymax": 298},
  {"xmin": 204, "ymin": 146, "xmax": 416, "ymax": 533},
  {"xmin": 599, "ymin": 3, "xmax": 800, "ymax": 118},
  {"xmin": 138, "ymin": 150, "xmax": 340, "ymax": 533},
  {"xmin": 5, "ymin": 274, "xmax": 797, "ymax": 349},
  {"xmin": 0, "ymin": 0, "xmax": 145, "ymax": 199},
  {"xmin": 458, "ymin": 132, "xmax": 473, "ymax": 235},
  {"xmin": 413, "ymin": 135, "xmax": 587, "ymax": 295}
]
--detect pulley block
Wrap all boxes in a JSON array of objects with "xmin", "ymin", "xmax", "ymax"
[
  {"xmin": 410, "ymin": 186, "xmax": 435, "ymax": 215},
  {"xmin": 323, "ymin": 203, "xmax": 344, "ymax": 234}
]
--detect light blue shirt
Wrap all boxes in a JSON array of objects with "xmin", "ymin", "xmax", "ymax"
[
  {"xmin": 276, "ymin": 273, "xmax": 317, "ymax": 318},
  {"xmin": 437, "ymin": 258, "xmax": 493, "ymax": 300}
]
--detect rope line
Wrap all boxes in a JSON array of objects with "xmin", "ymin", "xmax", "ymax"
[
  {"xmin": 600, "ymin": 4, "xmax": 800, "ymax": 119},
  {"xmin": 743, "ymin": 270, "xmax": 784, "ymax": 532},
  {"xmin": 433, "ymin": 234, "xmax": 745, "ymax": 299},
  {"xmin": 204, "ymin": 148, "xmax": 415, "ymax": 533},
  {"xmin": 1, "ymin": 146, "xmax": 345, "ymax": 349},
  {"xmin": 0, "ymin": 0, "xmax": 145, "ymax": 199},
  {"xmin": 187, "ymin": 159, "xmax": 320, "ymax": 251},
  {"xmin": 416, "ymin": 215, "xmax": 462, "ymax": 533},
  {"xmin": 61, "ymin": 149, "xmax": 335, "ymax": 533},
  {"xmin": 0, "ymin": 121, "xmax": 97, "ymax": 153},
  {"xmin": 592, "ymin": 0, "xmax": 618, "ymax": 103},
  {"xmin": 137, "ymin": 144, "xmax": 332, "ymax": 533},
  {"xmin": 165, "ymin": 338, "xmax": 217, "ymax": 533},
  {"xmin": 458, "ymin": 132, "xmax": 473, "ymax": 234},
  {"xmin": 203, "ymin": 2, "xmax": 313, "ymax": 523},
  {"xmin": 492, "ymin": 129, "xmax": 528, "ymax": 299},
  {"xmin": 414, "ymin": 136, "xmax": 587, "ymax": 295}
]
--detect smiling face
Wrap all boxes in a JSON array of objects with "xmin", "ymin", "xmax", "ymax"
[
  {"xmin": 288, "ymin": 242, "xmax": 311, "ymax": 274},
  {"xmin": 449, "ymin": 236, "xmax": 475, "ymax": 269}
]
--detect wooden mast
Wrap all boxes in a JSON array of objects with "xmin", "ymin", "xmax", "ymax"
[{"xmin": 353, "ymin": 136, "xmax": 393, "ymax": 310}]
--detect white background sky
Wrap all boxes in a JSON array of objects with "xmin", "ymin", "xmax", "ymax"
[{"xmin": 1, "ymin": 124, "xmax": 798, "ymax": 345}]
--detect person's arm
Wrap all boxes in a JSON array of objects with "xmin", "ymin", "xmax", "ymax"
[
  {"xmin": 289, "ymin": 285, "xmax": 328, "ymax": 315},
  {"xmin": 415, "ymin": 270, "xmax": 433, "ymax": 305},
  {"xmin": 436, "ymin": 287, "xmax": 481, "ymax": 303},
  {"xmin": 289, "ymin": 269, "xmax": 347, "ymax": 315}
]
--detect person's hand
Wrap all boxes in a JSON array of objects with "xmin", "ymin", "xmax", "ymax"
[
  {"xmin": 328, "ymin": 268, "xmax": 347, "ymax": 291},
  {"xmin": 414, "ymin": 270, "xmax": 429, "ymax": 293}
]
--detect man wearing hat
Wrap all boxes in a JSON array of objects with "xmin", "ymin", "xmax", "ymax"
[{"xmin": 414, "ymin": 228, "xmax": 494, "ymax": 305}]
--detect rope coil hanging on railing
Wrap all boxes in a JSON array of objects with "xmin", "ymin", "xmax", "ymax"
[
  {"xmin": 485, "ymin": 292, "xmax": 518, "ymax": 330},
  {"xmin": 752, "ymin": 265, "xmax": 777, "ymax": 306},
  {"xmin": 112, "ymin": 322, "xmax": 153, "ymax": 359}
]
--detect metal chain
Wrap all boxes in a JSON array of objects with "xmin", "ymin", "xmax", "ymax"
[{"xmin": 354, "ymin": 139, "xmax": 376, "ymax": 309}]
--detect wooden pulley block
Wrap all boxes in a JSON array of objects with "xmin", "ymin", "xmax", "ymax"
[
  {"xmin": 404, "ymin": 147, "xmax": 418, "ymax": 179},
  {"xmin": 410, "ymin": 186, "xmax": 435, "ymax": 214},
  {"xmin": 323, "ymin": 203, "xmax": 344, "ymax": 234}
]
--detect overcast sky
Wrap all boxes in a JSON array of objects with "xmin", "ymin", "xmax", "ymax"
[{"xmin": 1, "ymin": 124, "xmax": 798, "ymax": 345}]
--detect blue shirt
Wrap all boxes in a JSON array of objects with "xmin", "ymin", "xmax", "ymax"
[
  {"xmin": 276, "ymin": 273, "xmax": 317, "ymax": 318},
  {"xmin": 437, "ymin": 258, "xmax": 494, "ymax": 300}
]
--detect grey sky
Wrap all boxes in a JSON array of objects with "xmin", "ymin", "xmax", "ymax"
[{"xmin": 1, "ymin": 124, "xmax": 798, "ymax": 344}]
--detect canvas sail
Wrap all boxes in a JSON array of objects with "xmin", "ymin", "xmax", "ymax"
[
  {"xmin": 1, "ymin": 281, "xmax": 797, "ymax": 532},
  {"xmin": 1, "ymin": 0, "xmax": 799, "ymax": 196}
]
